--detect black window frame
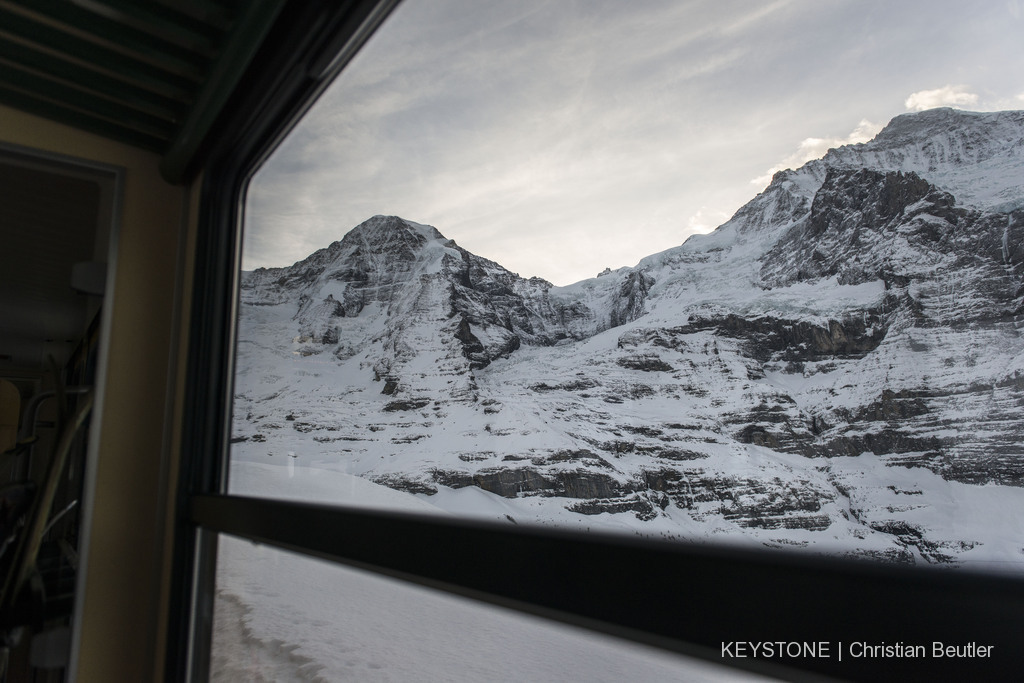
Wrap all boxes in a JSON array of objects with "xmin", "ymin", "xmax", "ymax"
[{"xmin": 170, "ymin": 2, "xmax": 1024, "ymax": 681}]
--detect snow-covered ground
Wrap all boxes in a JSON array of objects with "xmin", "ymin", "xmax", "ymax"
[{"xmin": 213, "ymin": 461, "xmax": 772, "ymax": 682}]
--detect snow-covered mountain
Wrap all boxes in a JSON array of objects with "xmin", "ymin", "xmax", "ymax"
[{"xmin": 232, "ymin": 108, "xmax": 1024, "ymax": 569}]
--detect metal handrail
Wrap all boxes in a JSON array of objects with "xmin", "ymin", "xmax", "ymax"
[{"xmin": 13, "ymin": 386, "xmax": 91, "ymax": 481}]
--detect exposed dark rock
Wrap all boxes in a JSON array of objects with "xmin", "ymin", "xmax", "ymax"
[
  {"xmin": 846, "ymin": 548, "xmax": 916, "ymax": 564},
  {"xmin": 627, "ymin": 384, "xmax": 655, "ymax": 399},
  {"xmin": 871, "ymin": 520, "xmax": 923, "ymax": 539},
  {"xmin": 638, "ymin": 468, "xmax": 685, "ymax": 492},
  {"xmin": 382, "ymin": 399, "xmax": 430, "ymax": 412},
  {"xmin": 427, "ymin": 465, "xmax": 625, "ymax": 500},
  {"xmin": 455, "ymin": 316, "xmax": 489, "ymax": 369},
  {"xmin": 601, "ymin": 440, "xmax": 636, "ymax": 455},
  {"xmin": 531, "ymin": 449, "xmax": 611, "ymax": 467},
  {"xmin": 609, "ymin": 271, "xmax": 655, "ymax": 327},
  {"xmin": 568, "ymin": 495, "xmax": 657, "ymax": 520},
  {"xmin": 391, "ymin": 434, "xmax": 426, "ymax": 444},
  {"xmin": 617, "ymin": 355, "xmax": 674, "ymax": 372},
  {"xmin": 637, "ymin": 469, "xmax": 835, "ymax": 531},
  {"xmin": 761, "ymin": 169, "xmax": 963, "ymax": 287},
  {"xmin": 681, "ymin": 313, "xmax": 887, "ymax": 362},
  {"xmin": 529, "ymin": 378, "xmax": 600, "ymax": 392},
  {"xmin": 600, "ymin": 439, "xmax": 708, "ymax": 461},
  {"xmin": 653, "ymin": 449, "xmax": 709, "ymax": 461},
  {"xmin": 557, "ymin": 470, "xmax": 625, "ymax": 498},
  {"xmin": 371, "ymin": 473, "xmax": 438, "ymax": 495},
  {"xmin": 818, "ymin": 429, "xmax": 942, "ymax": 457},
  {"xmin": 735, "ymin": 513, "xmax": 832, "ymax": 531},
  {"xmin": 437, "ymin": 467, "xmax": 556, "ymax": 497},
  {"xmin": 735, "ymin": 425, "xmax": 782, "ymax": 449},
  {"xmin": 458, "ymin": 453, "xmax": 493, "ymax": 462},
  {"xmin": 560, "ymin": 377, "xmax": 599, "ymax": 391},
  {"xmin": 856, "ymin": 389, "xmax": 930, "ymax": 422},
  {"xmin": 621, "ymin": 425, "xmax": 663, "ymax": 437}
]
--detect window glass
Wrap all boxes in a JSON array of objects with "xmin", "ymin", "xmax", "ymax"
[
  {"xmin": 230, "ymin": 0, "xmax": 1024, "ymax": 572},
  {"xmin": 212, "ymin": 533, "xmax": 770, "ymax": 681}
]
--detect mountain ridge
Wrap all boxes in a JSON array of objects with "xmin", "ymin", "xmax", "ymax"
[{"xmin": 233, "ymin": 108, "xmax": 1024, "ymax": 570}]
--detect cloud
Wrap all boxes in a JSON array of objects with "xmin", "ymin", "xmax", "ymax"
[
  {"xmin": 904, "ymin": 85, "xmax": 979, "ymax": 111},
  {"xmin": 687, "ymin": 207, "xmax": 732, "ymax": 234},
  {"xmin": 751, "ymin": 119, "xmax": 883, "ymax": 187},
  {"xmin": 719, "ymin": 0, "xmax": 793, "ymax": 35}
]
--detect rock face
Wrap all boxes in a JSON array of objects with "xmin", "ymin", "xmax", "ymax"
[
  {"xmin": 241, "ymin": 215, "xmax": 650, "ymax": 375},
  {"xmin": 233, "ymin": 108, "xmax": 1024, "ymax": 570}
]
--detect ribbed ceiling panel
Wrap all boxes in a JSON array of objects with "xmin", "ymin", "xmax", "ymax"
[{"xmin": 0, "ymin": 0, "xmax": 284, "ymax": 182}]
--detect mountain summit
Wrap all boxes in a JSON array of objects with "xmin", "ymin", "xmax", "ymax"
[{"xmin": 234, "ymin": 109, "xmax": 1024, "ymax": 569}]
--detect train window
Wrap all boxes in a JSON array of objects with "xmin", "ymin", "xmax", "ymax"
[
  {"xmin": 182, "ymin": 1, "xmax": 1024, "ymax": 680},
  {"xmin": 229, "ymin": 0, "xmax": 1024, "ymax": 564}
]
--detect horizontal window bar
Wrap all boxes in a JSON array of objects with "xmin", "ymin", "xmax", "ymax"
[{"xmin": 190, "ymin": 493, "xmax": 1024, "ymax": 682}]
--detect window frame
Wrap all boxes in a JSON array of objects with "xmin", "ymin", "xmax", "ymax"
[
  {"xmin": 170, "ymin": 2, "xmax": 1024, "ymax": 681},
  {"xmin": 169, "ymin": 1, "xmax": 403, "ymax": 678}
]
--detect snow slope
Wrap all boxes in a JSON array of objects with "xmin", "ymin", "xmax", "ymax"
[{"xmin": 230, "ymin": 108, "xmax": 1024, "ymax": 571}]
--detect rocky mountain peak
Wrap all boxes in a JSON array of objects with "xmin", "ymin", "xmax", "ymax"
[
  {"xmin": 808, "ymin": 168, "xmax": 953, "ymax": 233},
  {"xmin": 867, "ymin": 107, "xmax": 1024, "ymax": 150},
  {"xmin": 816, "ymin": 108, "xmax": 1024, "ymax": 212},
  {"xmin": 759, "ymin": 168, "xmax": 964, "ymax": 288},
  {"xmin": 340, "ymin": 215, "xmax": 446, "ymax": 254},
  {"xmin": 698, "ymin": 108, "xmax": 1024, "ymax": 264}
]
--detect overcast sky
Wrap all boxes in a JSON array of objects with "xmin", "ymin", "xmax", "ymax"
[{"xmin": 243, "ymin": 0, "xmax": 1024, "ymax": 286}]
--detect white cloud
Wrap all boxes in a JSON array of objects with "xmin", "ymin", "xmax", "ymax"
[
  {"xmin": 904, "ymin": 85, "xmax": 979, "ymax": 111},
  {"xmin": 751, "ymin": 119, "xmax": 883, "ymax": 187},
  {"xmin": 719, "ymin": 0, "xmax": 793, "ymax": 36},
  {"xmin": 687, "ymin": 207, "xmax": 731, "ymax": 234}
]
